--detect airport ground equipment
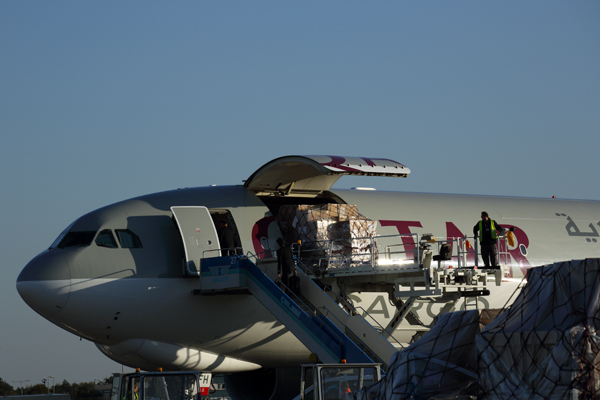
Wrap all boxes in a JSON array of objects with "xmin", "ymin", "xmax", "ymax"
[
  {"xmin": 199, "ymin": 255, "xmax": 381, "ymax": 366},
  {"xmin": 299, "ymin": 363, "xmax": 382, "ymax": 400},
  {"xmin": 111, "ymin": 370, "xmax": 214, "ymax": 400},
  {"xmin": 3, "ymin": 395, "xmax": 70, "ymax": 400},
  {"xmin": 351, "ymin": 259, "xmax": 600, "ymax": 399},
  {"xmin": 195, "ymin": 232, "xmax": 505, "ymax": 369},
  {"xmin": 295, "ymin": 234, "xmax": 505, "ymax": 339}
]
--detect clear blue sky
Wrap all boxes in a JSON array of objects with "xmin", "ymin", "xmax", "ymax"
[{"xmin": 1, "ymin": 0, "xmax": 599, "ymax": 387}]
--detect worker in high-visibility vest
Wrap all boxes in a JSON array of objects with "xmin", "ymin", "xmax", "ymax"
[
  {"xmin": 473, "ymin": 211, "xmax": 505, "ymax": 269},
  {"xmin": 123, "ymin": 384, "xmax": 139, "ymax": 400}
]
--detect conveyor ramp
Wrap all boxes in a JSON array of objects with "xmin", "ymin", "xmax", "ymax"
[{"xmin": 198, "ymin": 256, "xmax": 397, "ymax": 367}]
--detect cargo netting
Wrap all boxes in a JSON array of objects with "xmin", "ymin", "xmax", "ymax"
[
  {"xmin": 277, "ymin": 204, "xmax": 377, "ymax": 269},
  {"xmin": 354, "ymin": 258, "xmax": 600, "ymax": 400}
]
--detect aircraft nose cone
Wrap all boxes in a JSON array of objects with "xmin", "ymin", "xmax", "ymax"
[{"xmin": 17, "ymin": 250, "xmax": 71, "ymax": 319}]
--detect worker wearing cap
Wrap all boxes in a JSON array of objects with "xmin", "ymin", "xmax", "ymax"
[{"xmin": 473, "ymin": 211, "xmax": 504, "ymax": 269}]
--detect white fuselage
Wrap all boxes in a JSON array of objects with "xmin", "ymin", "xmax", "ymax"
[{"xmin": 17, "ymin": 185, "xmax": 600, "ymax": 372}]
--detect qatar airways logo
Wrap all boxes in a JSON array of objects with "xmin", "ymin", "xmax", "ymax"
[{"xmin": 251, "ymin": 217, "xmax": 531, "ymax": 275}]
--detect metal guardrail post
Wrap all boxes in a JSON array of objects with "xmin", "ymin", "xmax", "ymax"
[
  {"xmin": 457, "ymin": 238, "xmax": 463, "ymax": 269},
  {"xmin": 474, "ymin": 238, "xmax": 479, "ymax": 268},
  {"xmin": 370, "ymin": 236, "xmax": 375, "ymax": 269},
  {"xmin": 497, "ymin": 236, "xmax": 510, "ymax": 266},
  {"xmin": 416, "ymin": 233, "xmax": 421, "ymax": 265}
]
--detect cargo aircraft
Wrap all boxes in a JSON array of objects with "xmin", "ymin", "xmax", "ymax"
[{"xmin": 17, "ymin": 155, "xmax": 600, "ymax": 400}]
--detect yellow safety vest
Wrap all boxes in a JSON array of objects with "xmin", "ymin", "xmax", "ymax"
[
  {"xmin": 478, "ymin": 219, "xmax": 497, "ymax": 242},
  {"xmin": 123, "ymin": 391, "xmax": 139, "ymax": 400}
]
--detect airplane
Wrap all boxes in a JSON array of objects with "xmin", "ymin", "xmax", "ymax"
[{"xmin": 17, "ymin": 155, "xmax": 600, "ymax": 400}]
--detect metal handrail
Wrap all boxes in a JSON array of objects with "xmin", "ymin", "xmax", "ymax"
[
  {"xmin": 295, "ymin": 233, "xmax": 422, "ymax": 271},
  {"xmin": 293, "ymin": 232, "xmax": 517, "ymax": 271},
  {"xmin": 201, "ymin": 247, "xmax": 244, "ymax": 258},
  {"xmin": 246, "ymin": 252, "xmax": 400, "ymax": 364},
  {"xmin": 377, "ymin": 233, "xmax": 420, "ymax": 265},
  {"xmin": 445, "ymin": 234, "xmax": 515, "ymax": 269},
  {"xmin": 497, "ymin": 235, "xmax": 511, "ymax": 266},
  {"xmin": 293, "ymin": 261, "xmax": 405, "ymax": 351},
  {"xmin": 244, "ymin": 252, "xmax": 347, "ymax": 349}
]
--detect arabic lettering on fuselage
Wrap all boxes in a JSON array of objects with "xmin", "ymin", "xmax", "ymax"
[{"xmin": 560, "ymin": 213, "xmax": 600, "ymax": 243}]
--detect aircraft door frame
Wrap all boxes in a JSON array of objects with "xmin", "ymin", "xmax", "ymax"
[{"xmin": 171, "ymin": 206, "xmax": 220, "ymax": 276}]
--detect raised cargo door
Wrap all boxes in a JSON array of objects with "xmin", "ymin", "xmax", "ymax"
[
  {"xmin": 244, "ymin": 155, "xmax": 410, "ymax": 196},
  {"xmin": 171, "ymin": 206, "xmax": 220, "ymax": 276}
]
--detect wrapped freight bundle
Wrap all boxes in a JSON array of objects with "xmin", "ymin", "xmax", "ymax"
[{"xmin": 277, "ymin": 204, "xmax": 377, "ymax": 269}]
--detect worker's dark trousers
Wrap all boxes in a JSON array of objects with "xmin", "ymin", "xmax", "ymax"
[{"xmin": 481, "ymin": 243, "xmax": 498, "ymax": 268}]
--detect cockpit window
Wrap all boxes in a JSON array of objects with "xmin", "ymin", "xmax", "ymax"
[
  {"xmin": 96, "ymin": 229, "xmax": 118, "ymax": 248},
  {"xmin": 49, "ymin": 222, "xmax": 76, "ymax": 250},
  {"xmin": 116, "ymin": 229, "xmax": 143, "ymax": 248},
  {"xmin": 57, "ymin": 231, "xmax": 96, "ymax": 249},
  {"xmin": 50, "ymin": 232, "xmax": 67, "ymax": 250}
]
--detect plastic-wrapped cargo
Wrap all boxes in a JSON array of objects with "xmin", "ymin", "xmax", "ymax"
[
  {"xmin": 276, "ymin": 204, "xmax": 377, "ymax": 268},
  {"xmin": 354, "ymin": 259, "xmax": 600, "ymax": 400},
  {"xmin": 354, "ymin": 309, "xmax": 502, "ymax": 400},
  {"xmin": 477, "ymin": 258, "xmax": 600, "ymax": 400}
]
